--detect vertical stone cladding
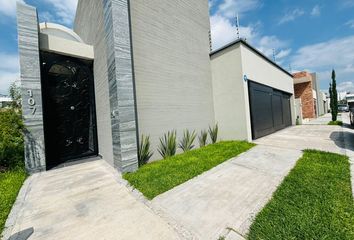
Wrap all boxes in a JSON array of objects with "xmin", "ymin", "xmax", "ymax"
[
  {"xmin": 102, "ymin": 0, "xmax": 138, "ymax": 172},
  {"xmin": 17, "ymin": 3, "xmax": 46, "ymax": 173}
]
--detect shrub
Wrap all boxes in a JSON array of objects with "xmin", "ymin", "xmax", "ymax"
[
  {"xmin": 208, "ymin": 123, "xmax": 219, "ymax": 144},
  {"xmin": 179, "ymin": 129, "xmax": 196, "ymax": 152},
  {"xmin": 328, "ymin": 120, "xmax": 343, "ymax": 126},
  {"xmin": 157, "ymin": 131, "xmax": 177, "ymax": 159},
  {"xmin": 0, "ymin": 109, "xmax": 24, "ymax": 169},
  {"xmin": 138, "ymin": 135, "xmax": 153, "ymax": 166},
  {"xmin": 198, "ymin": 130, "xmax": 208, "ymax": 147}
]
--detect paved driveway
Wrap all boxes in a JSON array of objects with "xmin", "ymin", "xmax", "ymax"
[{"xmin": 151, "ymin": 116, "xmax": 350, "ymax": 240}]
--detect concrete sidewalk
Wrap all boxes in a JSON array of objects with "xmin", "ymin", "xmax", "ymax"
[
  {"xmin": 2, "ymin": 160, "xmax": 182, "ymax": 240},
  {"xmin": 152, "ymin": 145, "xmax": 302, "ymax": 239},
  {"xmin": 302, "ymin": 113, "xmax": 342, "ymax": 125},
  {"xmin": 151, "ymin": 122, "xmax": 348, "ymax": 240}
]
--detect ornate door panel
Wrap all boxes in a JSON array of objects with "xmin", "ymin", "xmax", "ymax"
[{"xmin": 41, "ymin": 52, "xmax": 98, "ymax": 169}]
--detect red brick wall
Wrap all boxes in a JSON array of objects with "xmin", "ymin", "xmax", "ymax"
[{"xmin": 294, "ymin": 82, "xmax": 315, "ymax": 118}]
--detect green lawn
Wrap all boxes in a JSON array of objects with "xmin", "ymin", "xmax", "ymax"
[
  {"xmin": 248, "ymin": 150, "xmax": 354, "ymax": 240},
  {"xmin": 124, "ymin": 141, "xmax": 255, "ymax": 199},
  {"xmin": 328, "ymin": 120, "xmax": 343, "ymax": 126},
  {"xmin": 0, "ymin": 168, "xmax": 27, "ymax": 233}
]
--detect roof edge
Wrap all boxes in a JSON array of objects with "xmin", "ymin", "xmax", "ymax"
[{"xmin": 210, "ymin": 39, "xmax": 293, "ymax": 78}]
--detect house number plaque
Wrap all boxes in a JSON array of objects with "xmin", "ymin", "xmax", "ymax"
[{"xmin": 27, "ymin": 90, "xmax": 37, "ymax": 115}]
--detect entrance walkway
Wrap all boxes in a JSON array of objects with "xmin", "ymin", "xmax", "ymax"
[
  {"xmin": 151, "ymin": 117, "xmax": 350, "ymax": 240},
  {"xmin": 2, "ymin": 161, "xmax": 181, "ymax": 240}
]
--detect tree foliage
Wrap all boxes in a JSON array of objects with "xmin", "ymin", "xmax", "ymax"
[
  {"xmin": 0, "ymin": 109, "xmax": 24, "ymax": 169},
  {"xmin": 330, "ymin": 70, "xmax": 338, "ymax": 121}
]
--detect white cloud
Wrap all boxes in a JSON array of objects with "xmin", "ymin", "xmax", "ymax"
[
  {"xmin": 210, "ymin": 14, "xmax": 290, "ymax": 64},
  {"xmin": 290, "ymin": 35, "xmax": 354, "ymax": 91},
  {"xmin": 216, "ymin": 0, "xmax": 261, "ymax": 18},
  {"xmin": 311, "ymin": 5, "xmax": 321, "ymax": 17},
  {"xmin": 0, "ymin": 72, "xmax": 19, "ymax": 95},
  {"xmin": 290, "ymin": 36, "xmax": 354, "ymax": 70},
  {"xmin": 210, "ymin": 14, "xmax": 256, "ymax": 49},
  {"xmin": 346, "ymin": 19, "xmax": 354, "ymax": 28},
  {"xmin": 278, "ymin": 8, "xmax": 305, "ymax": 25},
  {"xmin": 43, "ymin": 0, "xmax": 78, "ymax": 25},
  {"xmin": 337, "ymin": 81, "xmax": 354, "ymax": 93},
  {"xmin": 0, "ymin": 52, "xmax": 20, "ymax": 95},
  {"xmin": 0, "ymin": 0, "xmax": 24, "ymax": 18}
]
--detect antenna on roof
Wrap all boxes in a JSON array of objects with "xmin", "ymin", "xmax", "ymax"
[
  {"xmin": 209, "ymin": 30, "xmax": 212, "ymax": 52},
  {"xmin": 272, "ymin": 48, "xmax": 276, "ymax": 62},
  {"xmin": 235, "ymin": 13, "xmax": 240, "ymax": 40},
  {"xmin": 289, "ymin": 64, "xmax": 292, "ymax": 73}
]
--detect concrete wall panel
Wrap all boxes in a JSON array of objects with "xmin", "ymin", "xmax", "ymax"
[
  {"xmin": 130, "ymin": 0, "xmax": 215, "ymax": 159},
  {"xmin": 211, "ymin": 45, "xmax": 249, "ymax": 141}
]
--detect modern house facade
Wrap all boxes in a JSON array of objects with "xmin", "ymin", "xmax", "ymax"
[
  {"xmin": 17, "ymin": 1, "xmax": 294, "ymax": 174},
  {"xmin": 17, "ymin": 0, "xmax": 214, "ymax": 174},
  {"xmin": 211, "ymin": 40, "xmax": 295, "ymax": 140}
]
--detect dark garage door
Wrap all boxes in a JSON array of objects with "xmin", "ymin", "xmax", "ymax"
[{"xmin": 248, "ymin": 81, "xmax": 292, "ymax": 139}]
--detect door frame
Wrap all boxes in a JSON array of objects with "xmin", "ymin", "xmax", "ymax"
[{"xmin": 40, "ymin": 51, "xmax": 99, "ymax": 169}]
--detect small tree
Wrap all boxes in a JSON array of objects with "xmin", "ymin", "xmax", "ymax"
[
  {"xmin": 329, "ymin": 70, "xmax": 338, "ymax": 121},
  {"xmin": 9, "ymin": 82, "xmax": 22, "ymax": 110}
]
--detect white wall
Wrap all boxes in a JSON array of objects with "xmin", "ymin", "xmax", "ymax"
[
  {"xmin": 240, "ymin": 44, "xmax": 296, "ymax": 140},
  {"xmin": 130, "ymin": 0, "xmax": 215, "ymax": 159},
  {"xmin": 211, "ymin": 42, "xmax": 295, "ymax": 142},
  {"xmin": 211, "ymin": 45, "xmax": 249, "ymax": 141}
]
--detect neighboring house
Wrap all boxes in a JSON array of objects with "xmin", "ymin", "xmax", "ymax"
[
  {"xmin": 293, "ymin": 71, "xmax": 320, "ymax": 119},
  {"xmin": 317, "ymin": 92, "xmax": 328, "ymax": 115},
  {"xmin": 17, "ymin": 1, "xmax": 295, "ymax": 174},
  {"xmin": 210, "ymin": 39, "xmax": 295, "ymax": 140},
  {"xmin": 346, "ymin": 93, "xmax": 354, "ymax": 108},
  {"xmin": 0, "ymin": 95, "xmax": 12, "ymax": 108}
]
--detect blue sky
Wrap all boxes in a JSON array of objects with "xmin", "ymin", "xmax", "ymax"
[{"xmin": 0, "ymin": 0, "xmax": 354, "ymax": 95}]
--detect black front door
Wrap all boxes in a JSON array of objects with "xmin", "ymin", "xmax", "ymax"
[{"xmin": 41, "ymin": 52, "xmax": 98, "ymax": 169}]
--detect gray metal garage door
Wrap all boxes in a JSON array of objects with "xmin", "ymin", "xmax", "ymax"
[{"xmin": 248, "ymin": 81, "xmax": 292, "ymax": 139}]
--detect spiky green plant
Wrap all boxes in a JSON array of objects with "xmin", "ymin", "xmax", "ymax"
[
  {"xmin": 198, "ymin": 130, "xmax": 208, "ymax": 147},
  {"xmin": 179, "ymin": 129, "xmax": 196, "ymax": 152},
  {"xmin": 208, "ymin": 123, "xmax": 218, "ymax": 144},
  {"xmin": 138, "ymin": 135, "xmax": 153, "ymax": 166},
  {"xmin": 157, "ymin": 130, "xmax": 177, "ymax": 159}
]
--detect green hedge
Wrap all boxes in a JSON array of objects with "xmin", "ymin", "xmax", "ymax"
[{"xmin": 0, "ymin": 109, "xmax": 24, "ymax": 169}]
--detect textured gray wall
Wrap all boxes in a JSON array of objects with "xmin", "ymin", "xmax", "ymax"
[
  {"xmin": 17, "ymin": 3, "xmax": 46, "ymax": 173},
  {"xmin": 74, "ymin": 0, "xmax": 114, "ymax": 167},
  {"xmin": 130, "ymin": 0, "xmax": 215, "ymax": 159},
  {"xmin": 104, "ymin": 0, "xmax": 138, "ymax": 172},
  {"xmin": 75, "ymin": 0, "xmax": 138, "ymax": 172}
]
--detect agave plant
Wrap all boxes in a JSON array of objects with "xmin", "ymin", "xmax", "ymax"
[
  {"xmin": 208, "ymin": 123, "xmax": 218, "ymax": 144},
  {"xmin": 198, "ymin": 130, "xmax": 208, "ymax": 147},
  {"xmin": 157, "ymin": 130, "xmax": 177, "ymax": 159},
  {"xmin": 138, "ymin": 135, "xmax": 153, "ymax": 166},
  {"xmin": 179, "ymin": 129, "xmax": 196, "ymax": 152}
]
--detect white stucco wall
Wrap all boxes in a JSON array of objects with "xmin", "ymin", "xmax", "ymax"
[
  {"xmin": 211, "ymin": 42, "xmax": 295, "ymax": 142},
  {"xmin": 240, "ymin": 44, "xmax": 296, "ymax": 140},
  {"xmin": 210, "ymin": 45, "xmax": 249, "ymax": 141},
  {"xmin": 130, "ymin": 0, "xmax": 215, "ymax": 159}
]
